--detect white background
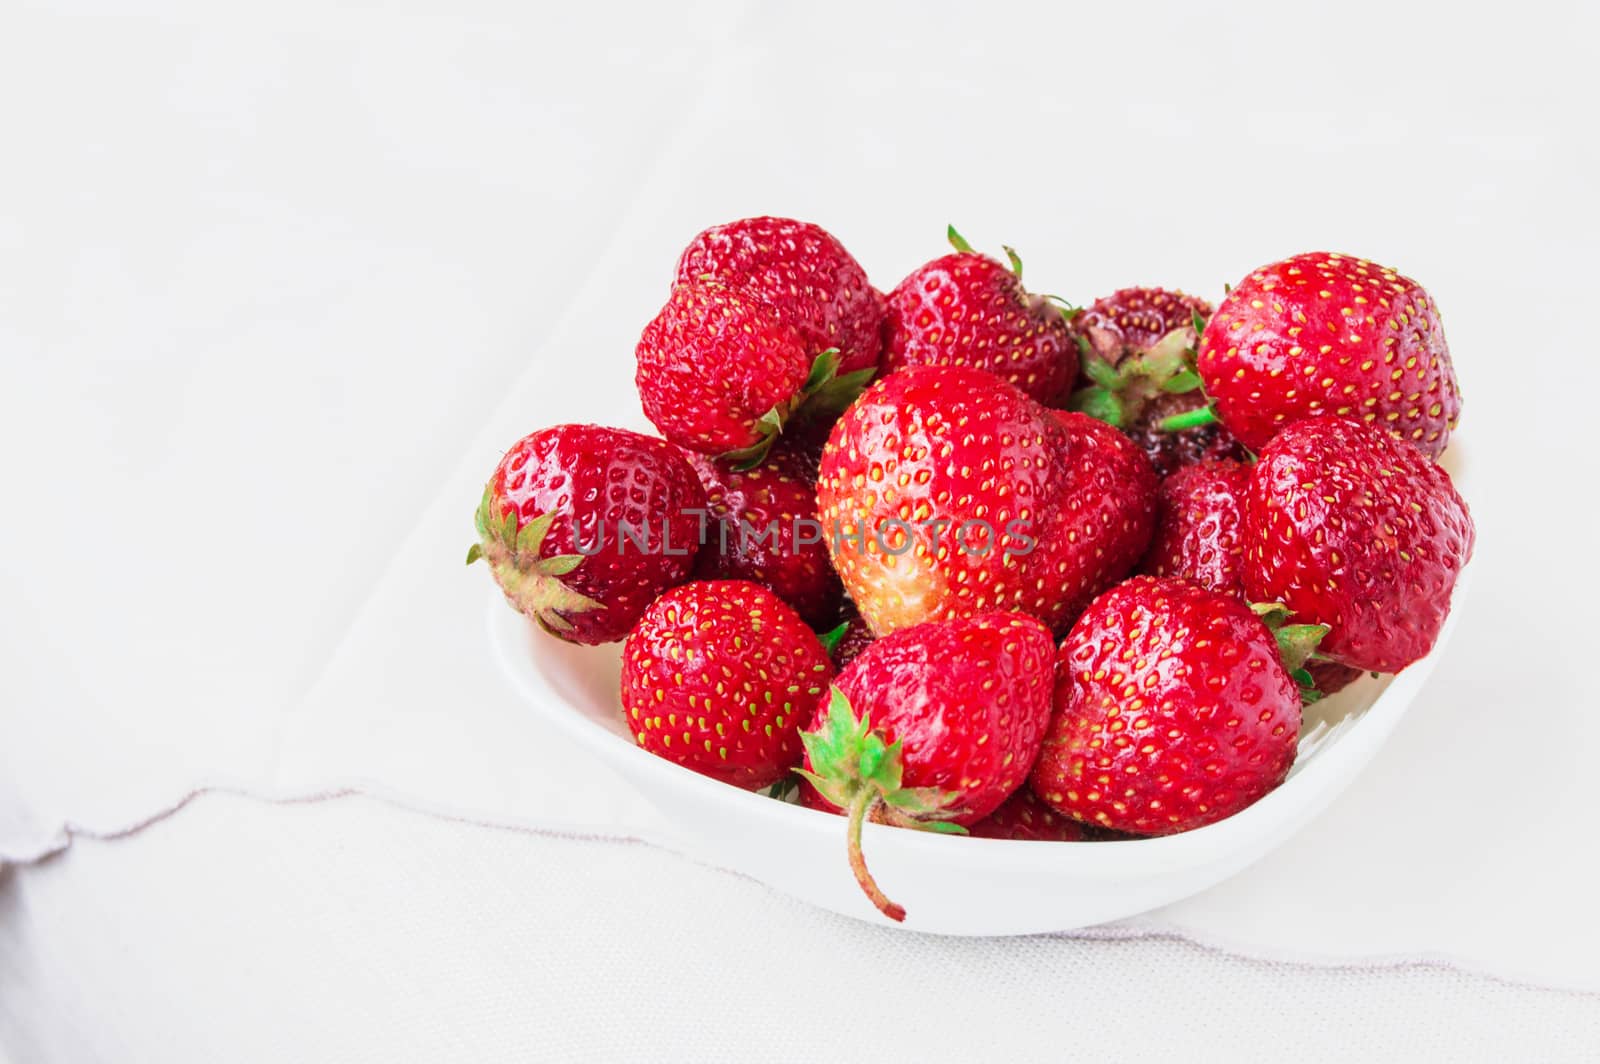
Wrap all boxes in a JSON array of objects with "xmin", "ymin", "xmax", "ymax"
[{"xmin": 3, "ymin": 0, "xmax": 1598, "ymax": 1058}]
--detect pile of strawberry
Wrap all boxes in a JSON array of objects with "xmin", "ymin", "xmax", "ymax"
[{"xmin": 471, "ymin": 218, "xmax": 1474, "ymax": 921}]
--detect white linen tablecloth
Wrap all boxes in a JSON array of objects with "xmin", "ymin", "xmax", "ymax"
[{"xmin": 4, "ymin": 0, "xmax": 1599, "ymax": 1057}]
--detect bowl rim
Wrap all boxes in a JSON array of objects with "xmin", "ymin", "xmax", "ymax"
[{"xmin": 487, "ymin": 564, "xmax": 1467, "ymax": 870}]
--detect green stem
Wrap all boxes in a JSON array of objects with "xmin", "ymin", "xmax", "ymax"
[
  {"xmin": 846, "ymin": 788, "xmax": 905, "ymax": 922},
  {"xmin": 1156, "ymin": 405, "xmax": 1220, "ymax": 433}
]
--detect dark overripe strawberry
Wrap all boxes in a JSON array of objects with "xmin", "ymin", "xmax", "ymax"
[
  {"xmin": 1306, "ymin": 660, "xmax": 1364, "ymax": 697},
  {"xmin": 620, "ymin": 580, "xmax": 832, "ymax": 789},
  {"xmin": 819, "ymin": 604, "xmax": 875, "ymax": 669},
  {"xmin": 1068, "ymin": 287, "xmax": 1247, "ymax": 476},
  {"xmin": 683, "ymin": 444, "xmax": 841, "ymax": 627},
  {"xmin": 469, "ymin": 424, "xmax": 704, "ymax": 644}
]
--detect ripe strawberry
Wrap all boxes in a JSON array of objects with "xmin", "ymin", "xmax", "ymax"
[
  {"xmin": 817, "ymin": 365, "xmax": 1156, "ymax": 637},
  {"xmin": 674, "ymin": 216, "xmax": 886, "ymax": 378},
  {"xmin": 683, "ymin": 443, "xmax": 842, "ymax": 627},
  {"xmin": 1197, "ymin": 252, "xmax": 1462, "ymax": 457},
  {"xmin": 620, "ymin": 580, "xmax": 833, "ymax": 789},
  {"xmin": 1068, "ymin": 287, "xmax": 1247, "ymax": 477},
  {"xmin": 800, "ymin": 612, "xmax": 1056, "ymax": 920},
  {"xmin": 1139, "ymin": 459, "xmax": 1253, "ymax": 595},
  {"xmin": 1243, "ymin": 417, "xmax": 1474, "ymax": 672},
  {"xmin": 635, "ymin": 282, "xmax": 868, "ymax": 466},
  {"xmin": 468, "ymin": 424, "xmax": 705, "ymax": 644},
  {"xmin": 882, "ymin": 227, "xmax": 1078, "ymax": 403},
  {"xmin": 969, "ymin": 789, "xmax": 1090, "ymax": 842},
  {"xmin": 1030, "ymin": 576, "xmax": 1309, "ymax": 835}
]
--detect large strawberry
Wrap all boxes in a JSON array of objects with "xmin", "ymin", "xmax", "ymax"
[
  {"xmin": 1243, "ymin": 417, "xmax": 1474, "ymax": 672},
  {"xmin": 1139, "ymin": 458, "xmax": 1253, "ymax": 595},
  {"xmin": 620, "ymin": 580, "xmax": 833, "ymax": 789},
  {"xmin": 674, "ymin": 215, "xmax": 886, "ymax": 378},
  {"xmin": 1067, "ymin": 287, "xmax": 1247, "ymax": 476},
  {"xmin": 1197, "ymin": 252, "xmax": 1462, "ymax": 457},
  {"xmin": 882, "ymin": 227, "xmax": 1078, "ymax": 403},
  {"xmin": 800, "ymin": 612, "xmax": 1055, "ymax": 920},
  {"xmin": 635, "ymin": 281, "xmax": 867, "ymax": 466},
  {"xmin": 817, "ymin": 365, "xmax": 1156, "ymax": 637},
  {"xmin": 468, "ymin": 424, "xmax": 705, "ymax": 644},
  {"xmin": 683, "ymin": 443, "xmax": 842, "ymax": 627},
  {"xmin": 1031, "ymin": 576, "xmax": 1313, "ymax": 835}
]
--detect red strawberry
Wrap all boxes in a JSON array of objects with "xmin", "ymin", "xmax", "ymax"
[
  {"xmin": 1068, "ymin": 287, "xmax": 1247, "ymax": 477},
  {"xmin": 683, "ymin": 443, "xmax": 842, "ymax": 627},
  {"xmin": 882, "ymin": 227, "xmax": 1078, "ymax": 403},
  {"xmin": 1197, "ymin": 252, "xmax": 1462, "ymax": 457},
  {"xmin": 1139, "ymin": 459, "xmax": 1253, "ymax": 595},
  {"xmin": 620, "ymin": 580, "xmax": 833, "ymax": 789},
  {"xmin": 800, "ymin": 612, "xmax": 1056, "ymax": 920},
  {"xmin": 469, "ymin": 424, "xmax": 705, "ymax": 644},
  {"xmin": 817, "ymin": 365, "xmax": 1157, "ymax": 637},
  {"xmin": 1243, "ymin": 417, "xmax": 1474, "ymax": 672},
  {"xmin": 635, "ymin": 282, "xmax": 867, "ymax": 466},
  {"xmin": 1030, "ymin": 576, "xmax": 1308, "ymax": 835},
  {"xmin": 675, "ymin": 216, "xmax": 886, "ymax": 378},
  {"xmin": 969, "ymin": 789, "xmax": 1090, "ymax": 842},
  {"xmin": 819, "ymin": 604, "xmax": 876, "ymax": 668}
]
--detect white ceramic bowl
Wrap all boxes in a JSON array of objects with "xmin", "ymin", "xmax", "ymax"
[{"xmin": 489, "ymin": 562, "xmax": 1468, "ymax": 935}]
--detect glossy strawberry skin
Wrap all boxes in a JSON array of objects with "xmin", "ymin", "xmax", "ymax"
[
  {"xmin": 969, "ymin": 789, "xmax": 1090, "ymax": 842},
  {"xmin": 803, "ymin": 612, "xmax": 1056, "ymax": 826},
  {"xmin": 675, "ymin": 216, "xmax": 885, "ymax": 377},
  {"xmin": 1073, "ymin": 287, "xmax": 1246, "ymax": 477},
  {"xmin": 1197, "ymin": 252, "xmax": 1462, "ymax": 457},
  {"xmin": 884, "ymin": 253, "xmax": 1078, "ymax": 403},
  {"xmin": 1139, "ymin": 459, "xmax": 1253, "ymax": 595},
  {"xmin": 1243, "ymin": 417, "xmax": 1474, "ymax": 673},
  {"xmin": 620, "ymin": 581, "xmax": 833, "ymax": 789},
  {"xmin": 479, "ymin": 425, "xmax": 705, "ymax": 645},
  {"xmin": 1031, "ymin": 576, "xmax": 1302, "ymax": 835},
  {"xmin": 684, "ymin": 444, "xmax": 842, "ymax": 627},
  {"xmin": 817, "ymin": 366, "xmax": 1156, "ymax": 637},
  {"xmin": 635, "ymin": 282, "xmax": 812, "ymax": 455}
]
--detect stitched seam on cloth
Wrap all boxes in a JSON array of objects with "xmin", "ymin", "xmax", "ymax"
[{"xmin": 7, "ymin": 780, "xmax": 1599, "ymax": 1003}]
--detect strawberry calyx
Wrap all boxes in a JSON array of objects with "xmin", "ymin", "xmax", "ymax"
[
  {"xmin": 718, "ymin": 348, "xmax": 872, "ymax": 471},
  {"xmin": 1068, "ymin": 324, "xmax": 1207, "ymax": 431},
  {"xmin": 797, "ymin": 687, "xmax": 967, "ymax": 922},
  {"xmin": 816, "ymin": 620, "xmax": 852, "ymax": 655},
  {"xmin": 467, "ymin": 488, "xmax": 604, "ymax": 636},
  {"xmin": 1251, "ymin": 602, "xmax": 1333, "ymax": 704}
]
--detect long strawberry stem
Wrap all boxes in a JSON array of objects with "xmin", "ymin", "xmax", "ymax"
[
  {"xmin": 846, "ymin": 787, "xmax": 905, "ymax": 922},
  {"xmin": 1156, "ymin": 405, "xmax": 1220, "ymax": 433}
]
